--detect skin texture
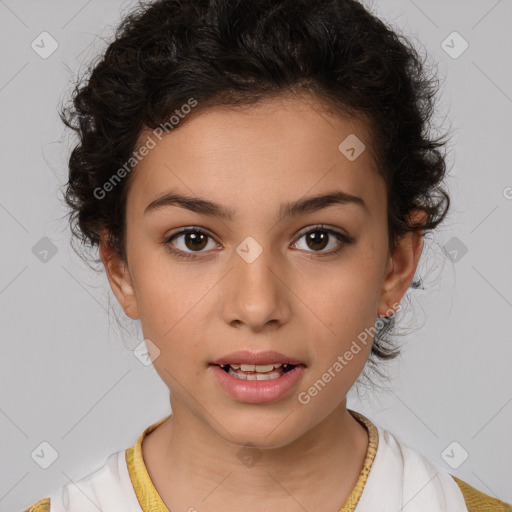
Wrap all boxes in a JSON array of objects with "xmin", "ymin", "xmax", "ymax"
[{"xmin": 100, "ymin": 93, "xmax": 425, "ymax": 512}]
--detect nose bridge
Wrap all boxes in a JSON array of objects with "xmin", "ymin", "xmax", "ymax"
[{"xmin": 222, "ymin": 235, "xmax": 289, "ymax": 329}]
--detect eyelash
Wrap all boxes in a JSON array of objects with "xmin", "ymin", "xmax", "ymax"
[{"xmin": 163, "ymin": 225, "xmax": 355, "ymax": 261}]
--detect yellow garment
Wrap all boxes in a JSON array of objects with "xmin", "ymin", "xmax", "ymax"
[
  {"xmin": 22, "ymin": 498, "xmax": 50, "ymax": 512},
  {"xmin": 125, "ymin": 410, "xmax": 378, "ymax": 512},
  {"xmin": 22, "ymin": 411, "xmax": 512, "ymax": 512},
  {"xmin": 452, "ymin": 476, "xmax": 512, "ymax": 512}
]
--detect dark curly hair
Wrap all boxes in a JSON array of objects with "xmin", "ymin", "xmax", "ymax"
[{"xmin": 59, "ymin": 0, "xmax": 451, "ymax": 376}]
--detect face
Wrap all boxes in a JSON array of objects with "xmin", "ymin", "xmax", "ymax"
[{"xmin": 101, "ymin": 94, "xmax": 422, "ymax": 448}]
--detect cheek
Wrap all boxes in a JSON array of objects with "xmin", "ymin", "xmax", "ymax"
[
  {"xmin": 308, "ymin": 260, "xmax": 382, "ymax": 330},
  {"xmin": 131, "ymin": 261, "xmax": 214, "ymax": 379},
  {"xmin": 296, "ymin": 258, "xmax": 380, "ymax": 379},
  {"xmin": 151, "ymin": 338, "xmax": 202, "ymax": 393},
  {"xmin": 131, "ymin": 250, "xmax": 212, "ymax": 337},
  {"xmin": 336, "ymin": 241, "xmax": 387, "ymax": 316}
]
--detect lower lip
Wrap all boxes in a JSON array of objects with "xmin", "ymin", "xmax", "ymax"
[{"xmin": 208, "ymin": 364, "xmax": 306, "ymax": 404}]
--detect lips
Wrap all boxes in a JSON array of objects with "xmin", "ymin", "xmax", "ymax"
[
  {"xmin": 209, "ymin": 361, "xmax": 306, "ymax": 403},
  {"xmin": 210, "ymin": 350, "xmax": 305, "ymax": 367}
]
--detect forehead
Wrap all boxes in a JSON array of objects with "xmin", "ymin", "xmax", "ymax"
[{"xmin": 128, "ymin": 94, "xmax": 386, "ymax": 219}]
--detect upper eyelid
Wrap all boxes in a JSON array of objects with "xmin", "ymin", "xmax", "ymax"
[{"xmin": 295, "ymin": 224, "xmax": 347, "ymax": 238}]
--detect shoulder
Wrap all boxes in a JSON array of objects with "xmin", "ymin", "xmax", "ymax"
[
  {"xmin": 20, "ymin": 450, "xmax": 141, "ymax": 511},
  {"xmin": 451, "ymin": 475, "xmax": 512, "ymax": 512},
  {"xmin": 368, "ymin": 424, "xmax": 510, "ymax": 511}
]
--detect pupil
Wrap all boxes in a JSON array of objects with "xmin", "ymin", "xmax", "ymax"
[
  {"xmin": 307, "ymin": 231, "xmax": 328, "ymax": 251},
  {"xmin": 185, "ymin": 232, "xmax": 207, "ymax": 251}
]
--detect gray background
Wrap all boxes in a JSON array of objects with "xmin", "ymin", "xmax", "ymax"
[{"xmin": 1, "ymin": 0, "xmax": 511, "ymax": 509}]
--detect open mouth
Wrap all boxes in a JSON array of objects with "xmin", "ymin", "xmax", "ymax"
[{"xmin": 216, "ymin": 363, "xmax": 298, "ymax": 381}]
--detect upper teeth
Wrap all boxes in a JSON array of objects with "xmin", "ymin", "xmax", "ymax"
[{"xmin": 222, "ymin": 363, "xmax": 288, "ymax": 372}]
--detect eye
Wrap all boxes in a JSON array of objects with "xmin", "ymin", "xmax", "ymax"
[
  {"xmin": 164, "ymin": 228, "xmax": 219, "ymax": 260},
  {"xmin": 163, "ymin": 224, "xmax": 355, "ymax": 261},
  {"xmin": 292, "ymin": 225, "xmax": 355, "ymax": 255}
]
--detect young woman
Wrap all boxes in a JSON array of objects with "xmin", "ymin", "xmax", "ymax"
[{"xmin": 23, "ymin": 0, "xmax": 511, "ymax": 510}]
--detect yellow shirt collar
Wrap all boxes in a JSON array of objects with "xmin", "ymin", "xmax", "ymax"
[{"xmin": 125, "ymin": 409, "xmax": 378, "ymax": 512}]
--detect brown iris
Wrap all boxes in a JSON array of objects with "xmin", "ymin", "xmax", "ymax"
[
  {"xmin": 184, "ymin": 231, "xmax": 208, "ymax": 251},
  {"xmin": 305, "ymin": 230, "xmax": 329, "ymax": 251}
]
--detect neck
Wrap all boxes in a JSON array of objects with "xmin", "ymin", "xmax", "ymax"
[{"xmin": 142, "ymin": 399, "xmax": 370, "ymax": 512}]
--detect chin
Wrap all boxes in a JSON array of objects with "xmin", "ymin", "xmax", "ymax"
[{"xmin": 211, "ymin": 408, "xmax": 309, "ymax": 450}]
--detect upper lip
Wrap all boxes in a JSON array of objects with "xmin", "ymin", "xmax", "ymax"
[{"xmin": 210, "ymin": 350, "xmax": 305, "ymax": 366}]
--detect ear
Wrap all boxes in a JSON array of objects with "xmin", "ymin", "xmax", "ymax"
[
  {"xmin": 99, "ymin": 233, "xmax": 140, "ymax": 320},
  {"xmin": 377, "ymin": 209, "xmax": 426, "ymax": 317}
]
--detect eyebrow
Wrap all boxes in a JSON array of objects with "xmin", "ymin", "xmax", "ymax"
[{"xmin": 144, "ymin": 189, "xmax": 367, "ymax": 219}]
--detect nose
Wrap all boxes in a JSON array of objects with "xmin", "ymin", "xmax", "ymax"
[{"xmin": 221, "ymin": 241, "xmax": 291, "ymax": 332}]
